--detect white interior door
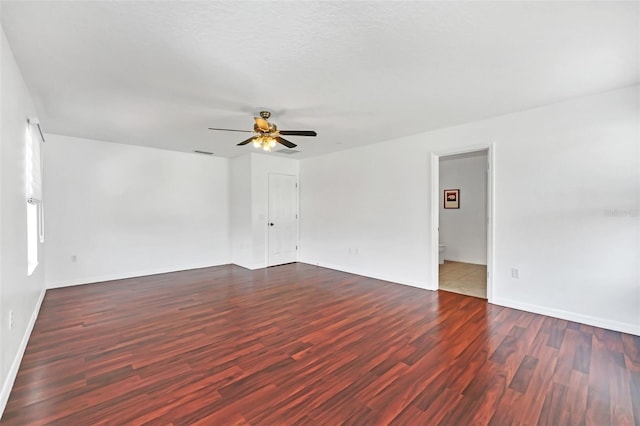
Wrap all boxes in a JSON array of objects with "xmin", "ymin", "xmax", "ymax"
[{"xmin": 268, "ymin": 173, "xmax": 298, "ymax": 266}]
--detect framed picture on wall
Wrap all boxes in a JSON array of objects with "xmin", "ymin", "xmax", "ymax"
[{"xmin": 444, "ymin": 189, "xmax": 460, "ymax": 209}]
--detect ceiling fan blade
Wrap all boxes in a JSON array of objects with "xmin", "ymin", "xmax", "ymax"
[
  {"xmin": 254, "ymin": 117, "xmax": 270, "ymax": 131},
  {"xmin": 237, "ymin": 137, "xmax": 256, "ymax": 146},
  {"xmin": 208, "ymin": 127, "xmax": 253, "ymax": 133},
  {"xmin": 276, "ymin": 137, "xmax": 297, "ymax": 149},
  {"xmin": 279, "ymin": 130, "xmax": 317, "ymax": 137}
]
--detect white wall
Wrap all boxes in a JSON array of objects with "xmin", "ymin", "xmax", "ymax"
[
  {"xmin": 229, "ymin": 153, "xmax": 299, "ymax": 269},
  {"xmin": 229, "ymin": 154, "xmax": 253, "ymax": 269},
  {"xmin": 0, "ymin": 27, "xmax": 46, "ymax": 414},
  {"xmin": 300, "ymin": 85, "xmax": 640, "ymax": 335},
  {"xmin": 299, "ymin": 144, "xmax": 431, "ymax": 288},
  {"xmin": 439, "ymin": 151, "xmax": 488, "ymax": 265},
  {"xmin": 44, "ymin": 134, "xmax": 230, "ymax": 287}
]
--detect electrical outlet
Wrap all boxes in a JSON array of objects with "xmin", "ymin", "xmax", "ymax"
[
  {"xmin": 511, "ymin": 268, "xmax": 520, "ymax": 279},
  {"xmin": 71, "ymin": 254, "xmax": 77, "ymax": 262},
  {"xmin": 9, "ymin": 310, "xmax": 14, "ymax": 329}
]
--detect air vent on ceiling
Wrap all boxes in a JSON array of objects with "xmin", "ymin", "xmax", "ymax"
[
  {"xmin": 275, "ymin": 148, "xmax": 300, "ymax": 155},
  {"xmin": 193, "ymin": 150, "xmax": 214, "ymax": 155}
]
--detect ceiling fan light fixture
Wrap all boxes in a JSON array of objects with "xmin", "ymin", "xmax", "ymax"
[
  {"xmin": 251, "ymin": 135, "xmax": 277, "ymax": 152},
  {"xmin": 209, "ymin": 111, "xmax": 316, "ymax": 151}
]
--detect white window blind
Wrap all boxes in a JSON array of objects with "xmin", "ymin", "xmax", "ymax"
[{"xmin": 26, "ymin": 119, "xmax": 43, "ymax": 203}]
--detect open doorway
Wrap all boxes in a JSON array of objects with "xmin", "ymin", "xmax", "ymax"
[{"xmin": 430, "ymin": 145, "xmax": 494, "ymax": 301}]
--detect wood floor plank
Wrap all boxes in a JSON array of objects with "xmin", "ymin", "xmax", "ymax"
[
  {"xmin": 558, "ymin": 370, "xmax": 589, "ymax": 426},
  {"xmin": 1, "ymin": 263, "xmax": 638, "ymax": 425},
  {"xmin": 538, "ymin": 382, "xmax": 568, "ymax": 425},
  {"xmin": 509, "ymin": 355, "xmax": 539, "ymax": 393}
]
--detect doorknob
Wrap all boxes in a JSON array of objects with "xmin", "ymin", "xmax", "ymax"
[{"xmin": 269, "ymin": 223, "xmax": 274, "ymax": 226}]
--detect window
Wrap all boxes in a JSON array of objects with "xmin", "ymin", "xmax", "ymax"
[
  {"xmin": 27, "ymin": 203, "xmax": 38, "ymax": 274},
  {"xmin": 26, "ymin": 119, "xmax": 44, "ymax": 275}
]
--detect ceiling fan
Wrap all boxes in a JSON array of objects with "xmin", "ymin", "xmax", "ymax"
[{"xmin": 208, "ymin": 111, "xmax": 317, "ymax": 151}]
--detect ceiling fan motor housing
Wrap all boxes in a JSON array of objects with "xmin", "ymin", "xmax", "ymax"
[{"xmin": 253, "ymin": 122, "xmax": 277, "ymax": 133}]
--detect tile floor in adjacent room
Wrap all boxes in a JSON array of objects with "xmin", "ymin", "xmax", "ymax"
[{"xmin": 439, "ymin": 260, "xmax": 487, "ymax": 299}]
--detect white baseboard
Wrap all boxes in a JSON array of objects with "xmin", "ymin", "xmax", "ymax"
[
  {"xmin": 444, "ymin": 257, "xmax": 487, "ymax": 266},
  {"xmin": 0, "ymin": 288, "xmax": 46, "ymax": 418},
  {"xmin": 231, "ymin": 262, "xmax": 266, "ymax": 271},
  {"xmin": 47, "ymin": 261, "xmax": 230, "ymax": 289},
  {"xmin": 297, "ymin": 258, "xmax": 430, "ymax": 291},
  {"xmin": 492, "ymin": 297, "xmax": 640, "ymax": 336}
]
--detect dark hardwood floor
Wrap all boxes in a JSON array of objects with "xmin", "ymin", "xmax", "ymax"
[{"xmin": 1, "ymin": 263, "xmax": 639, "ymax": 425}]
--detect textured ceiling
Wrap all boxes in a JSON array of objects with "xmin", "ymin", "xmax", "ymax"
[{"xmin": 1, "ymin": 1, "xmax": 638, "ymax": 158}]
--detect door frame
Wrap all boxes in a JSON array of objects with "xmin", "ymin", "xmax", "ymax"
[
  {"xmin": 267, "ymin": 172, "xmax": 299, "ymax": 267},
  {"xmin": 429, "ymin": 143, "xmax": 495, "ymax": 302}
]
